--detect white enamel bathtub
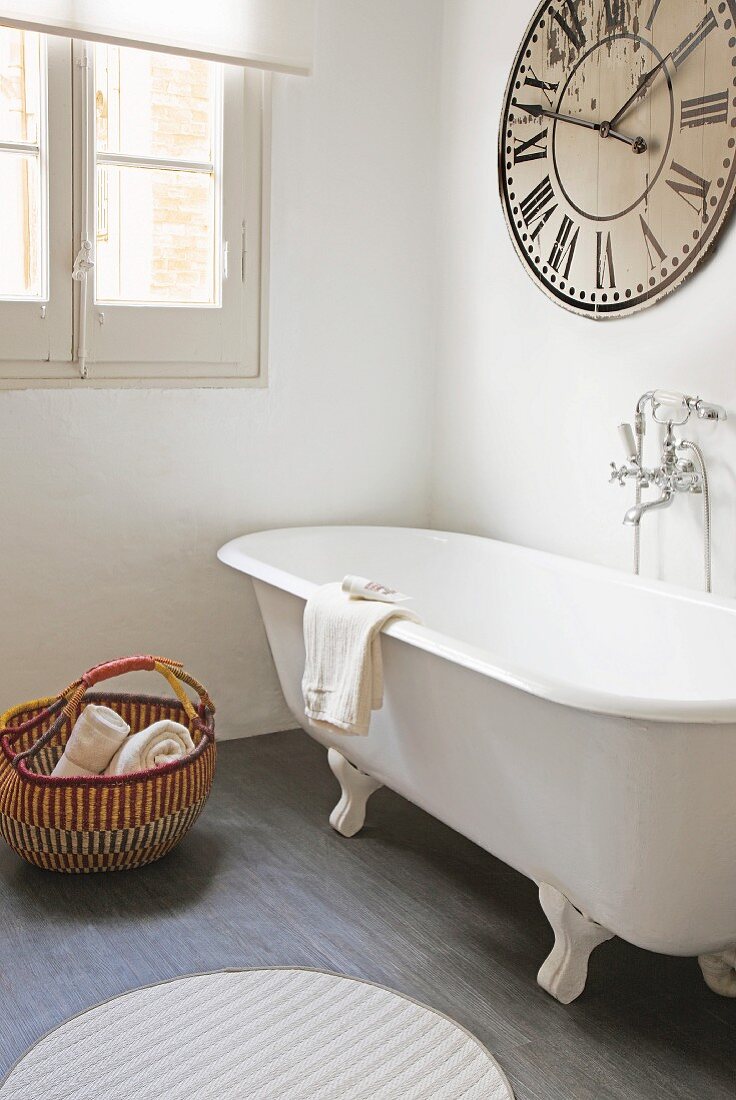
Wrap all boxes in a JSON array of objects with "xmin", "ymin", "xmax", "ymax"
[{"xmin": 218, "ymin": 526, "xmax": 736, "ymax": 1001}]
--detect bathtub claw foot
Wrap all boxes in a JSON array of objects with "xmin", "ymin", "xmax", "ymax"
[
  {"xmin": 699, "ymin": 948, "xmax": 736, "ymax": 997},
  {"xmin": 537, "ymin": 883, "xmax": 614, "ymax": 1004},
  {"xmin": 327, "ymin": 748, "xmax": 383, "ymax": 838}
]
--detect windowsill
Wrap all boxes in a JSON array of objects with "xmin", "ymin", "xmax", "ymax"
[{"xmin": 0, "ymin": 361, "xmax": 266, "ymax": 389}]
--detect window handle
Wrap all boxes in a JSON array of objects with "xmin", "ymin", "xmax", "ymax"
[
  {"xmin": 72, "ymin": 239, "xmax": 94, "ymax": 281},
  {"xmin": 73, "ymin": 239, "xmax": 94, "ymax": 379},
  {"xmin": 223, "ymin": 240, "xmax": 229, "ymax": 281}
]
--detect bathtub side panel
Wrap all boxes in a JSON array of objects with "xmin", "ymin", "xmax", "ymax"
[{"xmin": 253, "ymin": 579, "xmax": 736, "ymax": 958}]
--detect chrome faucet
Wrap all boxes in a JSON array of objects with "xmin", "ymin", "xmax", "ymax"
[
  {"xmin": 623, "ymin": 489, "xmax": 674, "ymax": 528},
  {"xmin": 609, "ymin": 391, "xmax": 727, "ymax": 591},
  {"xmin": 612, "ymin": 417, "xmax": 702, "ymax": 527}
]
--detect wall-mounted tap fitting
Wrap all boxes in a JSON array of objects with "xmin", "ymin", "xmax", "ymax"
[{"xmin": 609, "ymin": 391, "xmax": 727, "ymax": 592}]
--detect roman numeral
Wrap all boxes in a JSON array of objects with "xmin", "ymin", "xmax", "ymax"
[
  {"xmin": 639, "ymin": 216, "xmax": 667, "ymax": 270},
  {"xmin": 672, "ymin": 10, "xmax": 718, "ymax": 71},
  {"xmin": 549, "ymin": 216, "xmax": 580, "ymax": 279},
  {"xmin": 596, "ymin": 232, "xmax": 616, "ymax": 289},
  {"xmin": 646, "ymin": 0, "xmax": 664, "ymax": 32},
  {"xmin": 514, "ymin": 128, "xmax": 549, "ymax": 164},
  {"xmin": 520, "ymin": 176, "xmax": 558, "ymax": 240},
  {"xmin": 525, "ymin": 68, "xmax": 559, "ymax": 107},
  {"xmin": 681, "ymin": 91, "xmax": 729, "ymax": 129},
  {"xmin": 553, "ymin": 0, "xmax": 586, "ymax": 51},
  {"xmin": 666, "ymin": 161, "xmax": 711, "ymax": 215},
  {"xmin": 604, "ymin": 0, "xmax": 625, "ymax": 31}
]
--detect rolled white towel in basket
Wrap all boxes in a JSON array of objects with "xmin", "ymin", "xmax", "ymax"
[
  {"xmin": 51, "ymin": 705, "xmax": 130, "ymax": 778},
  {"xmin": 105, "ymin": 719, "xmax": 195, "ymax": 776}
]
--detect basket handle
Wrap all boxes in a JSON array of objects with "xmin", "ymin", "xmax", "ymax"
[
  {"xmin": 82, "ymin": 655, "xmax": 158, "ymax": 686},
  {"xmin": 10, "ymin": 655, "xmax": 215, "ymax": 768}
]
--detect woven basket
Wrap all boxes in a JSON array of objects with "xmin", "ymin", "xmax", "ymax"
[{"xmin": 0, "ymin": 656, "xmax": 216, "ymax": 873}]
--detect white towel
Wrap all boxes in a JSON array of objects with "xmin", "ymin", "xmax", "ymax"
[
  {"xmin": 105, "ymin": 719, "xmax": 195, "ymax": 776},
  {"xmin": 51, "ymin": 705, "xmax": 130, "ymax": 778},
  {"xmin": 302, "ymin": 582, "xmax": 419, "ymax": 736}
]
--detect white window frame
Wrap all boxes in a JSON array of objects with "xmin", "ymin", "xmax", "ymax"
[
  {"xmin": 0, "ymin": 34, "xmax": 73, "ymax": 367},
  {"xmin": 0, "ymin": 35, "xmax": 270, "ymax": 389}
]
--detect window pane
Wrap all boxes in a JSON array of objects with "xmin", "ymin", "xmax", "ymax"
[
  {"xmin": 0, "ymin": 29, "xmax": 41, "ymax": 144},
  {"xmin": 95, "ymin": 44, "xmax": 216, "ymax": 163},
  {"xmin": 95, "ymin": 165, "xmax": 216, "ymax": 305},
  {"xmin": 0, "ymin": 153, "xmax": 41, "ymax": 297}
]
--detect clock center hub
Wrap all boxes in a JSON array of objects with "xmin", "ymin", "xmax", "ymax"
[{"xmin": 552, "ymin": 35, "xmax": 674, "ymax": 222}]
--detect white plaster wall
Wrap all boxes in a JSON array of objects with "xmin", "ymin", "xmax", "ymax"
[
  {"xmin": 0, "ymin": 0, "xmax": 441, "ymax": 737},
  {"xmin": 432, "ymin": 0, "xmax": 736, "ymax": 597}
]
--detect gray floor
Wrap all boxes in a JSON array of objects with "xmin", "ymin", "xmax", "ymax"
[{"xmin": 1, "ymin": 730, "xmax": 734, "ymax": 1099}]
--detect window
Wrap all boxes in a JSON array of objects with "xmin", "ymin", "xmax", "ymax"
[
  {"xmin": 0, "ymin": 28, "xmax": 268, "ymax": 386},
  {"xmin": 0, "ymin": 29, "xmax": 46, "ymax": 300},
  {"xmin": 94, "ymin": 45, "xmax": 223, "ymax": 308},
  {"xmin": 0, "ymin": 31, "xmax": 71, "ymax": 369}
]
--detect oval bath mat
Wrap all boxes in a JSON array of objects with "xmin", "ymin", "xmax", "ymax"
[{"xmin": 0, "ymin": 967, "xmax": 514, "ymax": 1099}]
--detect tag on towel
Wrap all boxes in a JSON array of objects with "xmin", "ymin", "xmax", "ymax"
[{"xmin": 341, "ymin": 575, "xmax": 411, "ymax": 603}]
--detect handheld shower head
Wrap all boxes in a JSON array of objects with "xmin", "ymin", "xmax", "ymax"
[
  {"xmin": 652, "ymin": 389, "xmax": 687, "ymax": 410},
  {"xmin": 695, "ymin": 400, "xmax": 728, "ymax": 422},
  {"xmin": 652, "ymin": 389, "xmax": 689, "ymax": 425},
  {"xmin": 650, "ymin": 390, "xmax": 728, "ymax": 425}
]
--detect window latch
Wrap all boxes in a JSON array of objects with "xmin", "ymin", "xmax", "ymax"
[
  {"xmin": 72, "ymin": 239, "xmax": 94, "ymax": 282},
  {"xmin": 73, "ymin": 239, "xmax": 94, "ymax": 379}
]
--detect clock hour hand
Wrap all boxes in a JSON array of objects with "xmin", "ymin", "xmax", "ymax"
[
  {"xmin": 518, "ymin": 104, "xmax": 647, "ymax": 154},
  {"xmin": 609, "ymin": 51, "xmax": 673, "ymax": 129}
]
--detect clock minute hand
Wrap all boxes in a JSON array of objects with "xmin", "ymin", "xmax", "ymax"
[
  {"xmin": 609, "ymin": 51, "xmax": 673, "ymax": 129},
  {"xmin": 519, "ymin": 104, "xmax": 647, "ymax": 154},
  {"xmin": 520, "ymin": 103, "xmax": 597, "ymax": 130}
]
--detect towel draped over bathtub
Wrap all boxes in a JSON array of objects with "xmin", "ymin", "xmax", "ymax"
[{"xmin": 302, "ymin": 582, "xmax": 420, "ymax": 736}]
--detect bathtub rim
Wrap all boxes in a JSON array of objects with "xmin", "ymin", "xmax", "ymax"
[{"xmin": 218, "ymin": 525, "xmax": 736, "ymax": 725}]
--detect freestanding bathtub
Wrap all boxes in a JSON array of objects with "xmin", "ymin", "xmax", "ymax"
[{"xmin": 218, "ymin": 526, "xmax": 736, "ymax": 1003}]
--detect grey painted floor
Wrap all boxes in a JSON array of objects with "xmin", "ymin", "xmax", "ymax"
[{"xmin": 0, "ymin": 730, "xmax": 734, "ymax": 1099}]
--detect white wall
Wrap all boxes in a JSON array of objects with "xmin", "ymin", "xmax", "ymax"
[
  {"xmin": 432, "ymin": 1, "xmax": 736, "ymax": 597},
  {"xmin": 0, "ymin": 0, "xmax": 441, "ymax": 737}
]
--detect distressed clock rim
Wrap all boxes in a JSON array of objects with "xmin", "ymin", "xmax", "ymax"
[{"xmin": 497, "ymin": 0, "xmax": 736, "ymax": 320}]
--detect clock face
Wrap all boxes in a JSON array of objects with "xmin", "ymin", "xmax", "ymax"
[{"xmin": 499, "ymin": 0, "xmax": 736, "ymax": 318}]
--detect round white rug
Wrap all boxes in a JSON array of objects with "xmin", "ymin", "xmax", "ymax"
[{"xmin": 1, "ymin": 967, "xmax": 514, "ymax": 1099}]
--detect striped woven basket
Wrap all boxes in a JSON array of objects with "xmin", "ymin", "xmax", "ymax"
[{"xmin": 0, "ymin": 656, "xmax": 216, "ymax": 873}]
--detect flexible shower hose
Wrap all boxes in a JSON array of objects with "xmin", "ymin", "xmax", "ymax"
[
  {"xmin": 633, "ymin": 416, "xmax": 644, "ymax": 576},
  {"xmin": 680, "ymin": 439, "xmax": 712, "ymax": 594}
]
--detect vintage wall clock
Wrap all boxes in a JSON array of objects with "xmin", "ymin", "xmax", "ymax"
[{"xmin": 499, "ymin": 0, "xmax": 736, "ymax": 318}]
